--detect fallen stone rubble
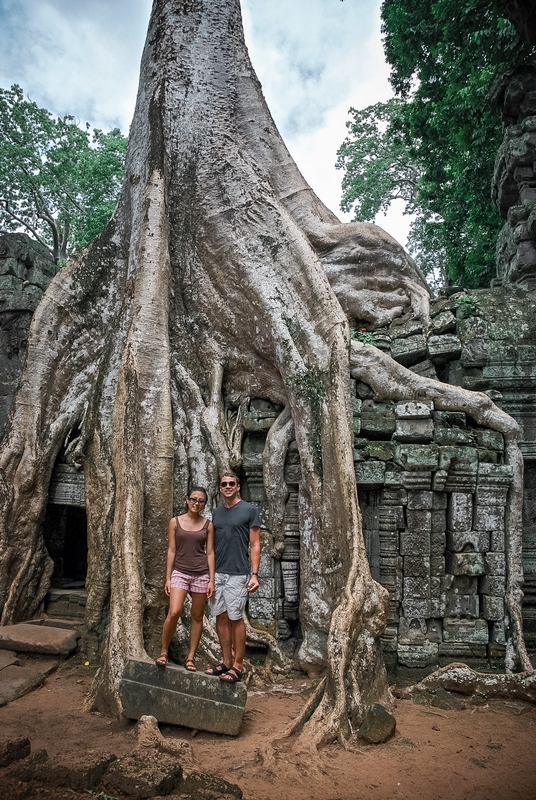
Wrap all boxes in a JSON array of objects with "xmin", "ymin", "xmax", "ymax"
[
  {"xmin": 0, "ymin": 717, "xmax": 243, "ymax": 800},
  {"xmin": 0, "ymin": 620, "xmax": 80, "ymax": 707}
]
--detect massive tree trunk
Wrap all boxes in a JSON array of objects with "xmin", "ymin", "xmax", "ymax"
[{"xmin": 0, "ymin": 0, "xmax": 527, "ymax": 744}]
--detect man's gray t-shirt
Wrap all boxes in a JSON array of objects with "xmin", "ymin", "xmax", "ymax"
[{"xmin": 213, "ymin": 500, "xmax": 260, "ymax": 575}]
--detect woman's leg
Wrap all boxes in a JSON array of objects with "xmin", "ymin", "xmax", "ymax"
[
  {"xmin": 160, "ymin": 587, "xmax": 188, "ymax": 658},
  {"xmin": 187, "ymin": 591, "xmax": 207, "ymax": 663}
]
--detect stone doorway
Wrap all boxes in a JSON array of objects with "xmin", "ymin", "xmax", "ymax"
[
  {"xmin": 43, "ymin": 461, "xmax": 87, "ymax": 620},
  {"xmin": 43, "ymin": 504, "xmax": 88, "ymax": 589}
]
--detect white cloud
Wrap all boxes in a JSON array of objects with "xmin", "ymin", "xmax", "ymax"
[
  {"xmin": 0, "ymin": 0, "xmax": 151, "ymax": 130},
  {"xmin": 0, "ymin": 0, "xmax": 410, "ymax": 246}
]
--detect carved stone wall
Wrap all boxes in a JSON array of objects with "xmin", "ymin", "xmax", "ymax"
[
  {"xmin": 0, "ymin": 233, "xmax": 57, "ymax": 437},
  {"xmin": 1, "ymin": 234, "xmax": 535, "ymax": 669},
  {"xmin": 241, "ymin": 286, "xmax": 536, "ymax": 669},
  {"xmin": 240, "ymin": 396, "xmax": 511, "ymax": 670},
  {"xmin": 353, "ymin": 403, "xmax": 510, "ymax": 669}
]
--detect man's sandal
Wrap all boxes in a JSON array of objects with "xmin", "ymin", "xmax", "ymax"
[
  {"xmin": 220, "ymin": 666, "xmax": 242, "ymax": 683},
  {"xmin": 155, "ymin": 653, "xmax": 167, "ymax": 667},
  {"xmin": 205, "ymin": 662, "xmax": 229, "ymax": 676},
  {"xmin": 185, "ymin": 658, "xmax": 196, "ymax": 672}
]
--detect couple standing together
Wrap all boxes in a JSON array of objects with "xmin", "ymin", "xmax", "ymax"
[{"xmin": 157, "ymin": 474, "xmax": 260, "ymax": 684}]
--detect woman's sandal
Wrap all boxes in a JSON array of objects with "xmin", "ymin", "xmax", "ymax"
[
  {"xmin": 185, "ymin": 658, "xmax": 196, "ymax": 672},
  {"xmin": 155, "ymin": 653, "xmax": 168, "ymax": 667},
  {"xmin": 205, "ymin": 662, "xmax": 229, "ymax": 676},
  {"xmin": 220, "ymin": 666, "xmax": 242, "ymax": 683}
]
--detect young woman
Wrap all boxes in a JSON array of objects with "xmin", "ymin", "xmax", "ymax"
[{"xmin": 156, "ymin": 487, "xmax": 215, "ymax": 671}]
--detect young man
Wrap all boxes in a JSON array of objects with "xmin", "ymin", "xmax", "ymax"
[{"xmin": 206, "ymin": 473, "xmax": 260, "ymax": 683}]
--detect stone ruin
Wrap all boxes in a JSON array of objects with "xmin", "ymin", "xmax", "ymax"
[
  {"xmin": 0, "ymin": 233, "xmax": 58, "ymax": 437},
  {"xmin": 242, "ymin": 285, "xmax": 536, "ymax": 672},
  {"xmin": 1, "ymin": 207, "xmax": 536, "ymax": 678},
  {"xmin": 1, "ymin": 73, "xmax": 535, "ymax": 681}
]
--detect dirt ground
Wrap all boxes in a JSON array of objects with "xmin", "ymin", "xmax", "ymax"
[{"xmin": 1, "ymin": 653, "xmax": 536, "ymax": 800}]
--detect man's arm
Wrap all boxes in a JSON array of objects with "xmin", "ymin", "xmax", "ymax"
[{"xmin": 247, "ymin": 525, "xmax": 261, "ymax": 593}]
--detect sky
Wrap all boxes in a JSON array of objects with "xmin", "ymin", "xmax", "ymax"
[{"xmin": 0, "ymin": 0, "xmax": 410, "ymax": 245}]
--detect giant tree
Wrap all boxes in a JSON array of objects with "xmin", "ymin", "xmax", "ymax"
[{"xmin": 0, "ymin": 0, "xmax": 530, "ymax": 748}]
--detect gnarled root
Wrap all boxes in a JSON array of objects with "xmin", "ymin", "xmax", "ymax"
[
  {"xmin": 401, "ymin": 662, "xmax": 536, "ymax": 704},
  {"xmin": 263, "ymin": 406, "xmax": 294, "ymax": 558},
  {"xmin": 243, "ymin": 611, "xmax": 293, "ymax": 673},
  {"xmin": 259, "ymin": 680, "xmax": 330, "ymax": 777},
  {"xmin": 311, "ymin": 221, "xmax": 431, "ymax": 334},
  {"xmin": 280, "ymin": 676, "xmax": 326, "ymax": 738},
  {"xmin": 294, "ymin": 575, "xmax": 392, "ymax": 750},
  {"xmin": 263, "ymin": 675, "xmax": 332, "ymax": 775},
  {"xmin": 136, "ymin": 715, "xmax": 195, "ymax": 766},
  {"xmin": 172, "ymin": 358, "xmax": 223, "ymax": 507}
]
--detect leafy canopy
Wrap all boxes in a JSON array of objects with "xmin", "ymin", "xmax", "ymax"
[
  {"xmin": 337, "ymin": 0, "xmax": 535, "ymax": 288},
  {"xmin": 337, "ymin": 98, "xmax": 419, "ymax": 220},
  {"xmin": 0, "ymin": 85, "xmax": 127, "ymax": 262}
]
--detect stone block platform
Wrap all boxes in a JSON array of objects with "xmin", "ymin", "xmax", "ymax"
[
  {"xmin": 0, "ymin": 623, "xmax": 77, "ymax": 656},
  {"xmin": 120, "ymin": 658, "xmax": 247, "ymax": 735},
  {"xmin": 0, "ymin": 664, "xmax": 46, "ymax": 707}
]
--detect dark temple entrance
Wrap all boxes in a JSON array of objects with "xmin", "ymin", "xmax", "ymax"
[
  {"xmin": 43, "ymin": 461, "xmax": 87, "ymax": 619},
  {"xmin": 43, "ymin": 504, "xmax": 88, "ymax": 588}
]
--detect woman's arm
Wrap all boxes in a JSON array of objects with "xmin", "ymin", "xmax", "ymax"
[
  {"xmin": 206, "ymin": 521, "xmax": 215, "ymax": 598},
  {"xmin": 164, "ymin": 517, "xmax": 177, "ymax": 596}
]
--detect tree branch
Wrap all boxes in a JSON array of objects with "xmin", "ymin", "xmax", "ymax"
[
  {"xmin": 62, "ymin": 188, "xmax": 84, "ymax": 213},
  {"xmin": 0, "ymin": 198, "xmax": 53, "ymax": 256},
  {"xmin": 37, "ymin": 210, "xmax": 60, "ymax": 261},
  {"xmin": 59, "ymin": 217, "xmax": 70, "ymax": 260}
]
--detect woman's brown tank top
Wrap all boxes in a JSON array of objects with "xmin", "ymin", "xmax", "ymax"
[{"xmin": 173, "ymin": 517, "xmax": 209, "ymax": 576}]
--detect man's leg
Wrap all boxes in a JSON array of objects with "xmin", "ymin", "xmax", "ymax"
[
  {"xmin": 216, "ymin": 611, "xmax": 233, "ymax": 668},
  {"xmin": 229, "ymin": 617, "xmax": 246, "ymax": 671}
]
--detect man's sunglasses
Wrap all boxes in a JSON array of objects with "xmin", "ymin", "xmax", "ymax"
[{"xmin": 220, "ymin": 481, "xmax": 237, "ymax": 487}]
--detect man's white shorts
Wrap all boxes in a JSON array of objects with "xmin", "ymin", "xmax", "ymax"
[{"xmin": 211, "ymin": 573, "xmax": 249, "ymax": 620}]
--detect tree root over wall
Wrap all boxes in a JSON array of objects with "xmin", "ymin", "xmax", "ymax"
[{"xmin": 0, "ymin": 0, "xmax": 531, "ymax": 747}]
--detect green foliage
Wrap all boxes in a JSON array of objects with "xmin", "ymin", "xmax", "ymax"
[
  {"xmin": 285, "ymin": 364, "xmax": 326, "ymax": 407},
  {"xmin": 351, "ymin": 327, "xmax": 377, "ymax": 346},
  {"xmin": 455, "ymin": 293, "xmax": 481, "ymax": 318},
  {"xmin": 338, "ymin": 0, "xmax": 535, "ymax": 288},
  {"xmin": 337, "ymin": 98, "xmax": 418, "ymax": 221},
  {"xmin": 0, "ymin": 84, "xmax": 127, "ymax": 262}
]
